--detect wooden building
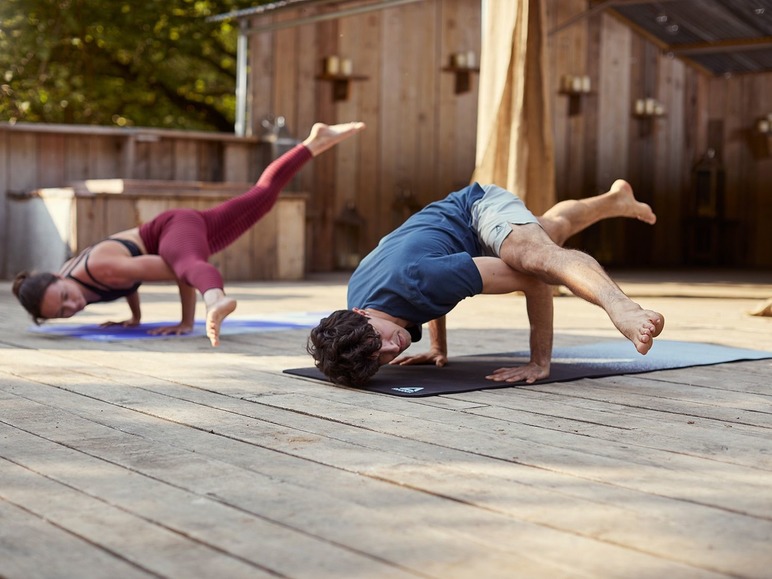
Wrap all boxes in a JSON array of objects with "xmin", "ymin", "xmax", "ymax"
[
  {"xmin": 1, "ymin": 0, "xmax": 770, "ymax": 280},
  {"xmin": 215, "ymin": 0, "xmax": 772, "ymax": 270}
]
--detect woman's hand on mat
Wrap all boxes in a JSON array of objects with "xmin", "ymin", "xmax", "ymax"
[
  {"xmin": 100, "ymin": 317, "xmax": 140, "ymax": 328},
  {"xmin": 148, "ymin": 322, "xmax": 194, "ymax": 336},
  {"xmin": 391, "ymin": 349, "xmax": 447, "ymax": 367},
  {"xmin": 486, "ymin": 361, "xmax": 550, "ymax": 384}
]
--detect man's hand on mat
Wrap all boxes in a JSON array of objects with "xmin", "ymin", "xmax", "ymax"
[
  {"xmin": 148, "ymin": 322, "xmax": 194, "ymax": 336},
  {"xmin": 100, "ymin": 317, "xmax": 140, "ymax": 328},
  {"xmin": 486, "ymin": 361, "xmax": 550, "ymax": 384},
  {"xmin": 391, "ymin": 348, "xmax": 448, "ymax": 368}
]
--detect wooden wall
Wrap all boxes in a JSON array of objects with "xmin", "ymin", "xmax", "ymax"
[
  {"xmin": 705, "ymin": 73, "xmax": 772, "ymax": 268},
  {"xmin": 547, "ymin": 0, "xmax": 772, "ymax": 269},
  {"xmin": 245, "ymin": 0, "xmax": 481, "ymax": 271}
]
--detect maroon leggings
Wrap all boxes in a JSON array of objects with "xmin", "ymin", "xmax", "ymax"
[{"xmin": 139, "ymin": 144, "xmax": 312, "ymax": 293}]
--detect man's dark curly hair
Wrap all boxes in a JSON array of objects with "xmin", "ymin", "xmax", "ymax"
[{"xmin": 307, "ymin": 309, "xmax": 383, "ymax": 387}]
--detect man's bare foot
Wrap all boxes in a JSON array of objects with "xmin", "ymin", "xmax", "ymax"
[
  {"xmin": 608, "ymin": 179, "xmax": 657, "ymax": 225},
  {"xmin": 203, "ymin": 289, "xmax": 237, "ymax": 347},
  {"xmin": 609, "ymin": 301, "xmax": 665, "ymax": 355},
  {"xmin": 303, "ymin": 122, "xmax": 366, "ymax": 157}
]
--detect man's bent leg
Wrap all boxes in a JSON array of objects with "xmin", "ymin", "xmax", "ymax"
[
  {"xmin": 538, "ymin": 180, "xmax": 656, "ymax": 247},
  {"xmin": 499, "ymin": 224, "xmax": 664, "ymax": 354}
]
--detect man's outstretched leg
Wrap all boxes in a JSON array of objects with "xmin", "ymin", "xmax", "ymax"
[
  {"xmin": 538, "ymin": 179, "xmax": 655, "ymax": 246},
  {"xmin": 500, "ymin": 215, "xmax": 664, "ymax": 355}
]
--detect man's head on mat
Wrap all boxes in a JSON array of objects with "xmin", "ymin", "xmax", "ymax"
[
  {"xmin": 307, "ymin": 308, "xmax": 412, "ymax": 387},
  {"xmin": 13, "ymin": 272, "xmax": 88, "ymax": 324}
]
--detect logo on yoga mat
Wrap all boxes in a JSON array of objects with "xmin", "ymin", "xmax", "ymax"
[{"xmin": 391, "ymin": 387, "xmax": 424, "ymax": 394}]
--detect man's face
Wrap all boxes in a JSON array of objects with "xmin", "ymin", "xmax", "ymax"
[{"xmin": 359, "ymin": 312, "xmax": 412, "ymax": 365}]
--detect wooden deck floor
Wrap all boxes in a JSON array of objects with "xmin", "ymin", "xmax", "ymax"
[{"xmin": 1, "ymin": 270, "xmax": 771, "ymax": 578}]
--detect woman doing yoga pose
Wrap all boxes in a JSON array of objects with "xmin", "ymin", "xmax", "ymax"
[{"xmin": 13, "ymin": 122, "xmax": 366, "ymax": 347}]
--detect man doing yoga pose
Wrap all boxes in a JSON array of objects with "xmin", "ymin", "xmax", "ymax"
[{"xmin": 308, "ymin": 171, "xmax": 665, "ymax": 387}]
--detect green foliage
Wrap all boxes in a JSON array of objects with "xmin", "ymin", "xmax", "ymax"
[{"xmin": 0, "ymin": 0, "xmax": 266, "ymax": 131}]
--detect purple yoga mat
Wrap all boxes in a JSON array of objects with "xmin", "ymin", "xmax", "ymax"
[{"xmin": 30, "ymin": 313, "xmax": 324, "ymax": 342}]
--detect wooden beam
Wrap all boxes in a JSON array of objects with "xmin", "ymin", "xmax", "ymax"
[
  {"xmin": 242, "ymin": 0, "xmax": 424, "ymax": 35},
  {"xmin": 673, "ymin": 36, "xmax": 772, "ymax": 56},
  {"xmin": 589, "ymin": 0, "xmax": 681, "ymax": 5}
]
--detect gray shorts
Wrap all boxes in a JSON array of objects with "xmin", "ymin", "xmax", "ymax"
[{"xmin": 470, "ymin": 184, "xmax": 540, "ymax": 256}]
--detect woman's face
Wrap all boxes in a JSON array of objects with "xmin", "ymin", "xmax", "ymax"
[{"xmin": 39, "ymin": 277, "xmax": 88, "ymax": 319}]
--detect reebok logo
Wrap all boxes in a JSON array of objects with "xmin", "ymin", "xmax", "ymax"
[{"xmin": 392, "ymin": 387, "xmax": 424, "ymax": 394}]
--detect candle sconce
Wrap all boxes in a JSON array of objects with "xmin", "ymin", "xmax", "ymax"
[
  {"xmin": 316, "ymin": 56, "xmax": 368, "ymax": 102},
  {"xmin": 756, "ymin": 114, "xmax": 772, "ymax": 134},
  {"xmin": 442, "ymin": 51, "xmax": 479, "ymax": 94},
  {"xmin": 752, "ymin": 114, "xmax": 772, "ymax": 158},
  {"xmin": 632, "ymin": 98, "xmax": 666, "ymax": 137},
  {"xmin": 558, "ymin": 74, "xmax": 592, "ymax": 116},
  {"xmin": 633, "ymin": 98, "xmax": 666, "ymax": 118}
]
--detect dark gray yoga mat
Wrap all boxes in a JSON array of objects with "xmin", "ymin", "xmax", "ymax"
[{"xmin": 284, "ymin": 339, "xmax": 772, "ymax": 397}]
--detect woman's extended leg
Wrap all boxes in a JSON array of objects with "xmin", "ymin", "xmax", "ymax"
[
  {"xmin": 203, "ymin": 122, "xmax": 366, "ymax": 253},
  {"xmin": 149, "ymin": 122, "xmax": 366, "ymax": 347}
]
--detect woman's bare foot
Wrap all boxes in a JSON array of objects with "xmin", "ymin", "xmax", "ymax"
[
  {"xmin": 203, "ymin": 289, "xmax": 237, "ymax": 347},
  {"xmin": 749, "ymin": 298, "xmax": 772, "ymax": 317},
  {"xmin": 608, "ymin": 179, "xmax": 657, "ymax": 225},
  {"xmin": 303, "ymin": 122, "xmax": 366, "ymax": 157},
  {"xmin": 608, "ymin": 301, "xmax": 665, "ymax": 354}
]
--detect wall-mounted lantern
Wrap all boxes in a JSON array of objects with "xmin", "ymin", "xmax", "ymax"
[
  {"xmin": 442, "ymin": 51, "xmax": 479, "ymax": 95},
  {"xmin": 317, "ymin": 56, "xmax": 368, "ymax": 102},
  {"xmin": 558, "ymin": 74, "xmax": 592, "ymax": 116},
  {"xmin": 632, "ymin": 97, "xmax": 666, "ymax": 137}
]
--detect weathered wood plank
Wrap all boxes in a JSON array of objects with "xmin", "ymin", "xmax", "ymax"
[
  {"xmin": 0, "ymin": 413, "xmax": 414, "ymax": 578},
  {"xmin": 276, "ymin": 198, "xmax": 305, "ymax": 280},
  {"xmin": 351, "ymin": 10, "xmax": 382, "ymax": 254},
  {"xmin": 37, "ymin": 134, "xmax": 67, "ymax": 189},
  {"xmin": 0, "ymin": 497, "xmax": 153, "ymax": 579},
  {"xmin": 0, "ymin": 457, "xmax": 272, "ymax": 578},
  {"xmin": 596, "ymin": 13, "xmax": 631, "ymax": 186},
  {"xmin": 8, "ymin": 132, "xmax": 38, "ymax": 193},
  {"xmin": 436, "ymin": 0, "xmax": 478, "ymax": 197},
  {"xmin": 173, "ymin": 139, "xmax": 199, "ymax": 181}
]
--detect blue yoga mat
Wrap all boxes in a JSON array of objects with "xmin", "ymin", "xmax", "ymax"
[
  {"xmin": 284, "ymin": 339, "xmax": 772, "ymax": 397},
  {"xmin": 30, "ymin": 312, "xmax": 325, "ymax": 342}
]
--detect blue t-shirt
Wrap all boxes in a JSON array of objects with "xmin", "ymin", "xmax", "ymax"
[{"xmin": 347, "ymin": 183, "xmax": 486, "ymax": 341}]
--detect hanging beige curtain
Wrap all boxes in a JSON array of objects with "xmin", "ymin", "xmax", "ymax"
[{"xmin": 473, "ymin": 0, "xmax": 555, "ymax": 216}]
